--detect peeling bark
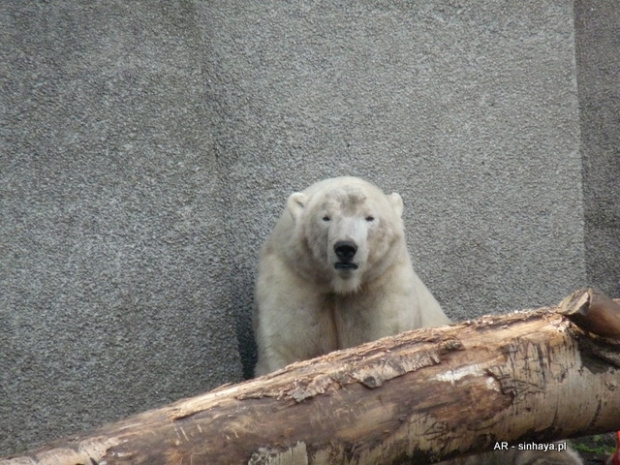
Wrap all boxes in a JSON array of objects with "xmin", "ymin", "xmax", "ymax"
[{"xmin": 2, "ymin": 291, "xmax": 620, "ymax": 465}]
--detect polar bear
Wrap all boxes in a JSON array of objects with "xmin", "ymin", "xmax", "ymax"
[
  {"xmin": 252, "ymin": 177, "xmax": 583, "ymax": 465},
  {"xmin": 253, "ymin": 176, "xmax": 450, "ymax": 376}
]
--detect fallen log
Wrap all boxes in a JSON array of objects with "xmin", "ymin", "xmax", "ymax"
[{"xmin": 2, "ymin": 288, "xmax": 619, "ymax": 465}]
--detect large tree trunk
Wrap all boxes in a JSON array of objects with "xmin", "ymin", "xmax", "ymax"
[{"xmin": 2, "ymin": 288, "xmax": 620, "ymax": 465}]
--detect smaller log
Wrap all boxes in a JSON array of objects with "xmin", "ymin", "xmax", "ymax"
[{"xmin": 559, "ymin": 287, "xmax": 620, "ymax": 340}]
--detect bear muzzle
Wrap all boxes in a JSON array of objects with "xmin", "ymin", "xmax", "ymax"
[{"xmin": 333, "ymin": 240, "xmax": 359, "ymax": 270}]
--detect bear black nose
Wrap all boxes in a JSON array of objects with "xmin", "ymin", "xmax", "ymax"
[{"xmin": 334, "ymin": 241, "xmax": 358, "ymax": 261}]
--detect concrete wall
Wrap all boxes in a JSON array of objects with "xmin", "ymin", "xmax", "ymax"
[
  {"xmin": 575, "ymin": 0, "xmax": 620, "ymax": 298},
  {"xmin": 0, "ymin": 0, "xmax": 615, "ymax": 456}
]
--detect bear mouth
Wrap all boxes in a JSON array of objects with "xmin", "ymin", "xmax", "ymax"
[{"xmin": 334, "ymin": 262, "xmax": 358, "ymax": 270}]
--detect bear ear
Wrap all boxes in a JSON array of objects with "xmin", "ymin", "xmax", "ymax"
[
  {"xmin": 388, "ymin": 193, "xmax": 404, "ymax": 218},
  {"xmin": 287, "ymin": 192, "xmax": 307, "ymax": 220}
]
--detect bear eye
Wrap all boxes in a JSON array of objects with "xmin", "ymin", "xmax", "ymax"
[
  {"xmin": 322, "ymin": 215, "xmax": 331, "ymax": 222},
  {"xmin": 365, "ymin": 216, "xmax": 375, "ymax": 222}
]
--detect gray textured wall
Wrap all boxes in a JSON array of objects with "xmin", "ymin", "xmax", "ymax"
[
  {"xmin": 575, "ymin": 0, "xmax": 620, "ymax": 299},
  {"xmin": 0, "ymin": 0, "xmax": 615, "ymax": 456}
]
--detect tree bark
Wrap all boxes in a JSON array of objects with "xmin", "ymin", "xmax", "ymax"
[{"xmin": 2, "ymin": 289, "xmax": 620, "ymax": 465}]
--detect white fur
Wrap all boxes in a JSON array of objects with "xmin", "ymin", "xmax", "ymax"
[{"xmin": 253, "ymin": 177, "xmax": 450, "ymax": 376}]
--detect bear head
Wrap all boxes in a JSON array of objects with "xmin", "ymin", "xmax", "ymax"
[{"xmin": 285, "ymin": 177, "xmax": 406, "ymax": 294}]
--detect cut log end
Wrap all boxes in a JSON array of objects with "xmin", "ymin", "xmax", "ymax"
[{"xmin": 559, "ymin": 288, "xmax": 620, "ymax": 340}]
